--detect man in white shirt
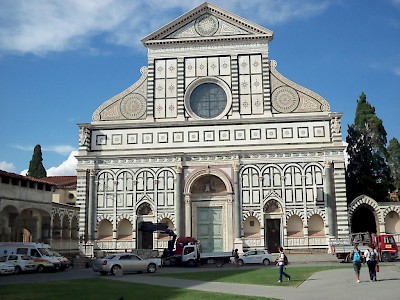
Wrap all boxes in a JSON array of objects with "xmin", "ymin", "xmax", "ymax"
[{"xmin": 276, "ymin": 247, "xmax": 291, "ymax": 283}]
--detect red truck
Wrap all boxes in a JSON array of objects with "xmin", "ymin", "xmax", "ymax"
[
  {"xmin": 330, "ymin": 232, "xmax": 398, "ymax": 262},
  {"xmin": 139, "ymin": 223, "xmax": 232, "ymax": 267}
]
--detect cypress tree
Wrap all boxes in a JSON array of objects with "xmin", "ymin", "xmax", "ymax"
[
  {"xmin": 387, "ymin": 137, "xmax": 400, "ymax": 196},
  {"xmin": 345, "ymin": 93, "xmax": 393, "ymax": 202},
  {"xmin": 27, "ymin": 144, "xmax": 47, "ymax": 178}
]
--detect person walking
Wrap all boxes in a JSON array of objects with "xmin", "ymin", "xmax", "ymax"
[
  {"xmin": 350, "ymin": 245, "xmax": 363, "ymax": 283},
  {"xmin": 364, "ymin": 243, "xmax": 378, "ymax": 281},
  {"xmin": 232, "ymin": 249, "xmax": 240, "ymax": 267},
  {"xmin": 276, "ymin": 247, "xmax": 291, "ymax": 283}
]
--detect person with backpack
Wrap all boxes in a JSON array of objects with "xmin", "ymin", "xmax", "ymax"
[
  {"xmin": 276, "ymin": 247, "xmax": 291, "ymax": 283},
  {"xmin": 364, "ymin": 243, "xmax": 378, "ymax": 281},
  {"xmin": 350, "ymin": 245, "xmax": 363, "ymax": 283}
]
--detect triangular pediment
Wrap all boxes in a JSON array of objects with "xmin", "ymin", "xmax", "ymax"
[{"xmin": 142, "ymin": 2, "xmax": 273, "ymax": 46}]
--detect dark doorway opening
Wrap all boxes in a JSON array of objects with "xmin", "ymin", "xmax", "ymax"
[
  {"xmin": 265, "ymin": 219, "xmax": 281, "ymax": 253},
  {"xmin": 138, "ymin": 221, "xmax": 153, "ymax": 249},
  {"xmin": 351, "ymin": 205, "xmax": 377, "ymax": 234}
]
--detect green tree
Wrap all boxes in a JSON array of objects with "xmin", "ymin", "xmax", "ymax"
[
  {"xmin": 27, "ymin": 144, "xmax": 47, "ymax": 178},
  {"xmin": 387, "ymin": 137, "xmax": 400, "ymax": 194},
  {"xmin": 345, "ymin": 92, "xmax": 393, "ymax": 202}
]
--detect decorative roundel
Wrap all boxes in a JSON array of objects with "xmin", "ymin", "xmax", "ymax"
[
  {"xmin": 194, "ymin": 14, "xmax": 219, "ymax": 37},
  {"xmin": 120, "ymin": 93, "xmax": 146, "ymax": 119},
  {"xmin": 271, "ymin": 86, "xmax": 300, "ymax": 113}
]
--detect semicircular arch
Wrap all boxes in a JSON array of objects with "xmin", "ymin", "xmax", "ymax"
[{"xmin": 184, "ymin": 167, "xmax": 233, "ymax": 194}]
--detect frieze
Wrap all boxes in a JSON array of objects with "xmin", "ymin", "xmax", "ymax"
[{"xmin": 149, "ymin": 42, "xmax": 266, "ymax": 53}]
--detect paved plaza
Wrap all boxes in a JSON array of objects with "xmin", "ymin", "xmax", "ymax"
[
  {"xmin": 109, "ymin": 254, "xmax": 400, "ymax": 300},
  {"xmin": 1, "ymin": 254, "xmax": 399, "ymax": 300}
]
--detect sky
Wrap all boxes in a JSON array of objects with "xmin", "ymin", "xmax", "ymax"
[{"xmin": 0, "ymin": 0, "xmax": 399, "ymax": 176}]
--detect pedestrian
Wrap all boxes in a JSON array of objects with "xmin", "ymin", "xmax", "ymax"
[
  {"xmin": 364, "ymin": 243, "xmax": 378, "ymax": 281},
  {"xmin": 232, "ymin": 249, "xmax": 240, "ymax": 267},
  {"xmin": 350, "ymin": 245, "xmax": 363, "ymax": 283},
  {"xmin": 276, "ymin": 247, "xmax": 291, "ymax": 283}
]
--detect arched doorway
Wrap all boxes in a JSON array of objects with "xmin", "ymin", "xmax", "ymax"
[
  {"xmin": 263, "ymin": 199, "xmax": 283, "ymax": 253},
  {"xmin": 188, "ymin": 172, "xmax": 231, "ymax": 252},
  {"xmin": 136, "ymin": 202, "xmax": 154, "ymax": 249},
  {"xmin": 351, "ymin": 205, "xmax": 377, "ymax": 234}
]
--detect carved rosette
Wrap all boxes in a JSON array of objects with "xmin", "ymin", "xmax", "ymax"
[
  {"xmin": 194, "ymin": 14, "xmax": 219, "ymax": 36},
  {"xmin": 271, "ymin": 86, "xmax": 300, "ymax": 113},
  {"xmin": 120, "ymin": 93, "xmax": 146, "ymax": 119}
]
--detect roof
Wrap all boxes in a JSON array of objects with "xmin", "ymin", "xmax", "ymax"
[
  {"xmin": 141, "ymin": 2, "xmax": 273, "ymax": 46},
  {"xmin": 39, "ymin": 176, "xmax": 77, "ymax": 188},
  {"xmin": 0, "ymin": 170, "xmax": 76, "ymax": 188}
]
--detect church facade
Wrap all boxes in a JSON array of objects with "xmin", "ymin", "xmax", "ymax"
[{"xmin": 76, "ymin": 2, "xmax": 349, "ymax": 256}]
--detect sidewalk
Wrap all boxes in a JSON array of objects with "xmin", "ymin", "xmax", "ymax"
[{"xmin": 108, "ymin": 256, "xmax": 400, "ymax": 300}]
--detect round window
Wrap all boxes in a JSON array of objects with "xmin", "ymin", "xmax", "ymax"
[{"xmin": 189, "ymin": 83, "xmax": 227, "ymax": 119}]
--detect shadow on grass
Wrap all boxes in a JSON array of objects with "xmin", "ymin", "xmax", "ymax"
[{"xmin": 0, "ymin": 278, "xmax": 277, "ymax": 300}]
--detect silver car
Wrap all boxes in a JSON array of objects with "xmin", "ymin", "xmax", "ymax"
[
  {"xmin": 238, "ymin": 249, "xmax": 273, "ymax": 266},
  {"xmin": 0, "ymin": 262, "xmax": 15, "ymax": 275},
  {"xmin": 0, "ymin": 254, "xmax": 36, "ymax": 274},
  {"xmin": 92, "ymin": 253, "xmax": 157, "ymax": 275}
]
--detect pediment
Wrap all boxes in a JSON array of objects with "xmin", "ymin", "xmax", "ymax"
[
  {"xmin": 92, "ymin": 67, "xmax": 148, "ymax": 122},
  {"xmin": 270, "ymin": 60, "xmax": 330, "ymax": 113},
  {"xmin": 142, "ymin": 2, "xmax": 273, "ymax": 46}
]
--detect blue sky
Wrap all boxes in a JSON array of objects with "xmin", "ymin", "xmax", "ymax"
[{"xmin": 1, "ymin": 0, "xmax": 400, "ymax": 176}]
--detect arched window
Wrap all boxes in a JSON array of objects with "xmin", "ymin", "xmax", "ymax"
[
  {"xmin": 241, "ymin": 167, "xmax": 260, "ymax": 204},
  {"xmin": 98, "ymin": 219, "xmax": 113, "ymax": 240},
  {"xmin": 97, "ymin": 172, "xmax": 115, "ymax": 208},
  {"xmin": 284, "ymin": 166, "xmax": 303, "ymax": 203},
  {"xmin": 305, "ymin": 165, "xmax": 324, "ymax": 203},
  {"xmin": 157, "ymin": 218, "xmax": 174, "ymax": 240},
  {"xmin": 157, "ymin": 170, "xmax": 175, "ymax": 207},
  {"xmin": 136, "ymin": 171, "xmax": 155, "ymax": 201},
  {"xmin": 287, "ymin": 215, "xmax": 304, "ymax": 237},
  {"xmin": 116, "ymin": 171, "xmax": 134, "ymax": 207},
  {"xmin": 262, "ymin": 166, "xmax": 282, "ymax": 198},
  {"xmin": 117, "ymin": 219, "xmax": 133, "ymax": 240},
  {"xmin": 243, "ymin": 216, "xmax": 261, "ymax": 238},
  {"xmin": 385, "ymin": 211, "xmax": 400, "ymax": 234},
  {"xmin": 308, "ymin": 214, "xmax": 325, "ymax": 237}
]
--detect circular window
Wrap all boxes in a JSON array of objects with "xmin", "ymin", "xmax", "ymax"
[{"xmin": 185, "ymin": 78, "xmax": 231, "ymax": 120}]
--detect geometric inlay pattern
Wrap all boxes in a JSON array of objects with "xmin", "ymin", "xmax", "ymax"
[
  {"xmin": 272, "ymin": 86, "xmax": 300, "ymax": 113},
  {"xmin": 120, "ymin": 93, "xmax": 146, "ymax": 119},
  {"xmin": 298, "ymin": 127, "xmax": 309, "ymax": 138}
]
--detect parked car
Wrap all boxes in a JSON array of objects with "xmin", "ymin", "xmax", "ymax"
[
  {"xmin": 238, "ymin": 249, "xmax": 273, "ymax": 266},
  {"xmin": 0, "ymin": 254, "xmax": 36, "ymax": 274},
  {"xmin": 0, "ymin": 262, "xmax": 15, "ymax": 275},
  {"xmin": 48, "ymin": 250, "xmax": 70, "ymax": 270},
  {"xmin": 92, "ymin": 253, "xmax": 157, "ymax": 275}
]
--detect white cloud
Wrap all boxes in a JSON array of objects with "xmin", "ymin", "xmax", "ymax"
[
  {"xmin": 13, "ymin": 144, "xmax": 76, "ymax": 155},
  {"xmin": 0, "ymin": 161, "xmax": 16, "ymax": 173},
  {"xmin": 46, "ymin": 151, "xmax": 78, "ymax": 176},
  {"xmin": 42, "ymin": 145, "xmax": 76, "ymax": 155},
  {"xmin": 0, "ymin": 0, "xmax": 334, "ymax": 56},
  {"xmin": 20, "ymin": 169, "xmax": 28, "ymax": 176}
]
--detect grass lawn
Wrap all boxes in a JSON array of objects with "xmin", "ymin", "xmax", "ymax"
[
  {"xmin": 0, "ymin": 266, "xmax": 349, "ymax": 300},
  {"xmin": 0, "ymin": 279, "xmax": 275, "ymax": 300},
  {"xmin": 156, "ymin": 265, "xmax": 350, "ymax": 287}
]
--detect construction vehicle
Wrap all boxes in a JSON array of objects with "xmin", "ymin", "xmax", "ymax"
[
  {"xmin": 330, "ymin": 232, "xmax": 398, "ymax": 262},
  {"xmin": 139, "ymin": 222, "xmax": 232, "ymax": 267}
]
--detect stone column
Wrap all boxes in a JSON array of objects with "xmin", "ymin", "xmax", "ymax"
[
  {"xmin": 184, "ymin": 195, "xmax": 191, "ymax": 237},
  {"xmin": 175, "ymin": 166, "xmax": 183, "ymax": 237},
  {"xmin": 87, "ymin": 169, "xmax": 96, "ymax": 241},
  {"xmin": 324, "ymin": 161, "xmax": 336, "ymax": 237},
  {"xmin": 233, "ymin": 163, "xmax": 243, "ymax": 251}
]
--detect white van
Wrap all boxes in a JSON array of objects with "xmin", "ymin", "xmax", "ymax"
[{"xmin": 0, "ymin": 242, "xmax": 61, "ymax": 272}]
